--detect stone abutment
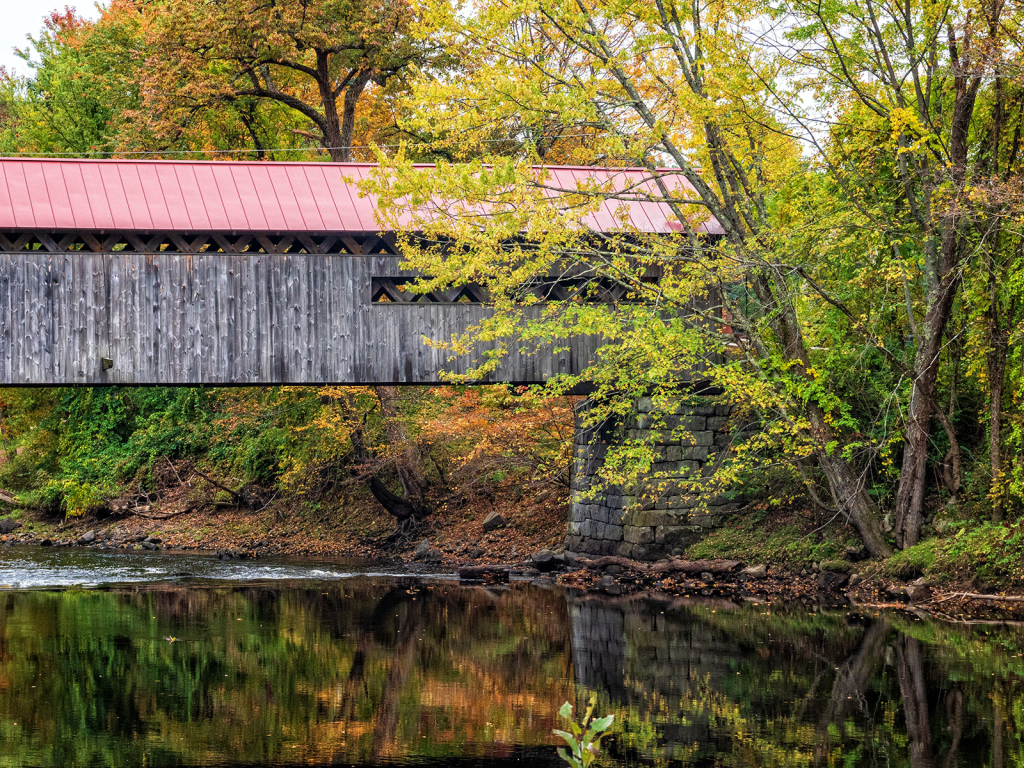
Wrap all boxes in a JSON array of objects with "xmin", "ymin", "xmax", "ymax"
[{"xmin": 565, "ymin": 396, "xmax": 750, "ymax": 560}]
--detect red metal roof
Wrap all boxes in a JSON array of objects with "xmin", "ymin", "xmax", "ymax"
[{"xmin": 0, "ymin": 158, "xmax": 721, "ymax": 235}]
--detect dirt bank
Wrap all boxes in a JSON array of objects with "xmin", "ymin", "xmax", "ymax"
[{"xmin": 0, "ymin": 480, "xmax": 568, "ymax": 567}]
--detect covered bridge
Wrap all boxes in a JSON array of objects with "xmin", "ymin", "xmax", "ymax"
[{"xmin": 0, "ymin": 159, "xmax": 716, "ymax": 386}]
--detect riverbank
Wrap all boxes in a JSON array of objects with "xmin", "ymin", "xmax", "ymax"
[
  {"xmin": 3, "ymin": 505, "xmax": 1024, "ymax": 623},
  {"xmin": 3, "ymin": 477, "xmax": 1024, "ymax": 621},
  {"xmin": 0, "ymin": 482, "xmax": 568, "ymax": 566}
]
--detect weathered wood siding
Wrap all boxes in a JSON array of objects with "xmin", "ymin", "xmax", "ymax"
[{"xmin": 0, "ymin": 252, "xmax": 605, "ymax": 385}]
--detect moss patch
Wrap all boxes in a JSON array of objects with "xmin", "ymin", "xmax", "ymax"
[
  {"xmin": 685, "ymin": 512, "xmax": 859, "ymax": 570},
  {"xmin": 885, "ymin": 521, "xmax": 1024, "ymax": 586}
]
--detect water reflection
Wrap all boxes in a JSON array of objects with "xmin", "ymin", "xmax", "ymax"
[
  {"xmin": 0, "ymin": 565, "xmax": 1020, "ymax": 767},
  {"xmin": 571, "ymin": 594, "xmax": 1024, "ymax": 767}
]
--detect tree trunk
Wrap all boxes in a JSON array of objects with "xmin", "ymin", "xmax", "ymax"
[
  {"xmin": 313, "ymin": 50, "xmax": 373, "ymax": 163},
  {"xmin": 986, "ymin": 242, "xmax": 1013, "ymax": 522},
  {"xmin": 365, "ymin": 475, "xmax": 421, "ymax": 522},
  {"xmin": 375, "ymin": 386, "xmax": 428, "ymax": 507},
  {"xmin": 893, "ymin": 26, "xmax": 982, "ymax": 548},
  {"xmin": 348, "ymin": 389, "xmax": 428, "ymax": 524},
  {"xmin": 816, "ymin": 445, "xmax": 893, "ymax": 558},
  {"xmin": 989, "ymin": 359, "xmax": 1007, "ymax": 522},
  {"xmin": 893, "ymin": 299, "xmax": 950, "ymax": 548},
  {"xmin": 339, "ymin": 69, "xmax": 373, "ymax": 163},
  {"xmin": 754, "ymin": 271, "xmax": 891, "ymax": 557}
]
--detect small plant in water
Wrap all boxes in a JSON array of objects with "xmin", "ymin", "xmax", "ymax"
[{"xmin": 553, "ymin": 695, "xmax": 614, "ymax": 767}]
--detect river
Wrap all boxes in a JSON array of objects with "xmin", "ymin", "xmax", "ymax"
[{"xmin": 0, "ymin": 546, "xmax": 1018, "ymax": 767}]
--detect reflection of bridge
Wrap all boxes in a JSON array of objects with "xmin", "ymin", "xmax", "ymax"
[{"xmin": 0, "ymin": 159, "xmax": 715, "ymax": 386}]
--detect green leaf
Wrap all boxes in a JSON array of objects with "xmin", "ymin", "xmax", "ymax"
[{"xmin": 552, "ymin": 729, "xmax": 578, "ymax": 754}]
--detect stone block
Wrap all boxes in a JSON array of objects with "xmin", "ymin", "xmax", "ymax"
[
  {"xmin": 607, "ymin": 507, "xmax": 624, "ymax": 526},
  {"xmin": 637, "ymin": 396, "xmax": 655, "ymax": 412},
  {"xmin": 715, "ymin": 405, "xmax": 732, "ymax": 416},
  {"xmin": 567, "ymin": 522, "xmax": 582, "ymax": 535},
  {"xmin": 692, "ymin": 405, "xmax": 716, "ymax": 416},
  {"xmin": 666, "ymin": 445, "xmax": 682, "ymax": 462},
  {"xmin": 663, "ymin": 495, "xmax": 696, "ymax": 510},
  {"xmin": 714, "ymin": 433, "xmax": 732, "ymax": 446},
  {"xmin": 679, "ymin": 447, "xmax": 708, "ymax": 461},
  {"xmin": 625, "ymin": 509, "xmax": 677, "ymax": 527},
  {"xmin": 681, "ymin": 431, "xmax": 713, "ymax": 447},
  {"xmin": 579, "ymin": 520, "xmax": 594, "ymax": 538},
  {"xmin": 680, "ymin": 416, "xmax": 707, "ymax": 431},
  {"xmin": 618, "ymin": 542, "xmax": 651, "ymax": 560},
  {"xmin": 706, "ymin": 416, "xmax": 729, "ymax": 431},
  {"xmin": 604, "ymin": 524, "xmax": 624, "ymax": 541},
  {"xmin": 690, "ymin": 511, "xmax": 723, "ymax": 528},
  {"xmin": 655, "ymin": 525, "xmax": 700, "ymax": 545},
  {"xmin": 706, "ymin": 502, "xmax": 741, "ymax": 515},
  {"xmin": 624, "ymin": 526, "xmax": 655, "ymax": 545}
]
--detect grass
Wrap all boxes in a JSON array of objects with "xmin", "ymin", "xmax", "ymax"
[
  {"xmin": 885, "ymin": 520, "xmax": 1024, "ymax": 586},
  {"xmin": 685, "ymin": 511, "xmax": 860, "ymax": 570}
]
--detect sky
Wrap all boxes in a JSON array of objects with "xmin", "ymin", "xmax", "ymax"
[{"xmin": 0, "ymin": 1, "xmax": 101, "ymax": 76}]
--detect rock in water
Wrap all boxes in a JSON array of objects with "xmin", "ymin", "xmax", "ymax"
[
  {"xmin": 423, "ymin": 548, "xmax": 444, "ymax": 564},
  {"xmin": 466, "ymin": 545, "xmax": 485, "ymax": 559},
  {"xmin": 596, "ymin": 575, "xmax": 622, "ymax": 596},
  {"xmin": 482, "ymin": 511, "xmax": 507, "ymax": 532},
  {"xmin": 414, "ymin": 539, "xmax": 432, "ymax": 560},
  {"xmin": 0, "ymin": 518, "xmax": 21, "ymax": 534},
  {"xmin": 531, "ymin": 549, "xmax": 557, "ymax": 572},
  {"xmin": 741, "ymin": 564, "xmax": 768, "ymax": 580},
  {"xmin": 79, "ymin": 530, "xmax": 97, "ymax": 545}
]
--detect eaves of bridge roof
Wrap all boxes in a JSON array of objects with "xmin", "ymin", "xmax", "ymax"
[{"xmin": 0, "ymin": 158, "xmax": 722, "ymax": 236}]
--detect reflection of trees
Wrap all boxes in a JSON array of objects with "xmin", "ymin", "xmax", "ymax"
[
  {"xmin": 4, "ymin": 584, "xmax": 1024, "ymax": 767},
  {"xmin": 368, "ymin": 584, "xmax": 426, "ymax": 761},
  {"xmin": 569, "ymin": 595, "xmax": 1024, "ymax": 768},
  {"xmin": 897, "ymin": 634, "xmax": 936, "ymax": 768},
  {"xmin": 814, "ymin": 618, "xmax": 889, "ymax": 766},
  {"xmin": 0, "ymin": 582, "xmax": 574, "ymax": 766}
]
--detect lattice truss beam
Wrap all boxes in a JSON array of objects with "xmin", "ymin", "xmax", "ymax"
[
  {"xmin": 371, "ymin": 275, "xmax": 659, "ymax": 304},
  {"xmin": 0, "ymin": 231, "xmax": 401, "ymax": 255}
]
